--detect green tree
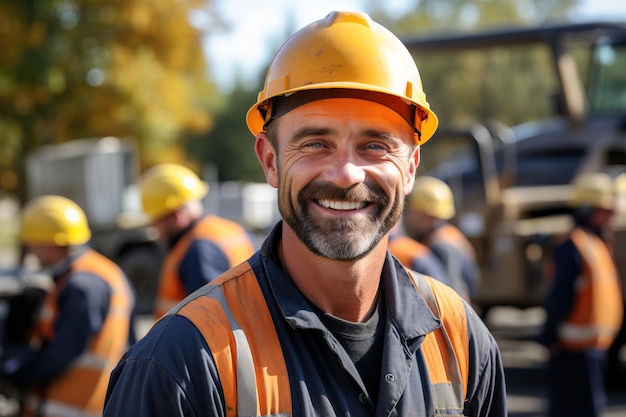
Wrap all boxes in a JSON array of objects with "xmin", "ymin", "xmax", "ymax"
[
  {"xmin": 187, "ymin": 74, "xmax": 266, "ymax": 183},
  {"xmin": 0, "ymin": 0, "xmax": 224, "ymax": 201},
  {"xmin": 187, "ymin": 19, "xmax": 297, "ymax": 184}
]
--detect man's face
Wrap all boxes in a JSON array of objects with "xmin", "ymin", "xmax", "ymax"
[
  {"xmin": 23, "ymin": 244, "xmax": 66, "ymax": 268},
  {"xmin": 151, "ymin": 212, "xmax": 179, "ymax": 244},
  {"xmin": 256, "ymin": 98, "xmax": 419, "ymax": 260},
  {"xmin": 592, "ymin": 207, "xmax": 615, "ymax": 230},
  {"xmin": 402, "ymin": 207, "xmax": 436, "ymax": 241}
]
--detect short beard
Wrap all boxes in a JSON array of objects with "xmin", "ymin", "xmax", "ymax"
[{"xmin": 280, "ymin": 180, "xmax": 403, "ymax": 260}]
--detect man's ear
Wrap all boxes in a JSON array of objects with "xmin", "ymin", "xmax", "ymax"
[
  {"xmin": 255, "ymin": 132, "xmax": 278, "ymax": 188},
  {"xmin": 404, "ymin": 146, "xmax": 420, "ymax": 195}
]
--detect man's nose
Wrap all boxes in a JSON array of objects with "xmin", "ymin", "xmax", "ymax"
[{"xmin": 322, "ymin": 149, "xmax": 366, "ymax": 189}]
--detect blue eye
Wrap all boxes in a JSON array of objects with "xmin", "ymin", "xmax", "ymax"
[{"xmin": 303, "ymin": 141, "xmax": 324, "ymax": 149}]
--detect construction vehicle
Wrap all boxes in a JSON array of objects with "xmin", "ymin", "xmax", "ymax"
[{"xmin": 403, "ymin": 21, "xmax": 626, "ymax": 370}]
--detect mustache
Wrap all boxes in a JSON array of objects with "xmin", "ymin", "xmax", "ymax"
[{"xmin": 298, "ymin": 181, "xmax": 390, "ymax": 206}]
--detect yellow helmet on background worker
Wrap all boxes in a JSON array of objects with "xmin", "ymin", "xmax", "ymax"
[
  {"xmin": 20, "ymin": 195, "xmax": 91, "ymax": 246},
  {"xmin": 614, "ymin": 172, "xmax": 626, "ymax": 215},
  {"xmin": 141, "ymin": 163, "xmax": 209, "ymax": 221},
  {"xmin": 569, "ymin": 172, "xmax": 615, "ymax": 210},
  {"xmin": 246, "ymin": 11, "xmax": 438, "ymax": 144},
  {"xmin": 408, "ymin": 176, "xmax": 455, "ymax": 220}
]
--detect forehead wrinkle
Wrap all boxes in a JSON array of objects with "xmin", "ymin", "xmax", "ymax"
[
  {"xmin": 361, "ymin": 129, "xmax": 401, "ymax": 143},
  {"xmin": 289, "ymin": 126, "xmax": 402, "ymax": 143},
  {"xmin": 292, "ymin": 126, "xmax": 334, "ymax": 140}
]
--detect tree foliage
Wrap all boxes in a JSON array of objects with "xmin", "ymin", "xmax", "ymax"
[
  {"xmin": 0, "ymin": 0, "xmax": 591, "ymax": 198},
  {"xmin": 0, "ymin": 0, "xmax": 223, "ymax": 200},
  {"xmin": 187, "ymin": 75, "xmax": 266, "ymax": 183}
]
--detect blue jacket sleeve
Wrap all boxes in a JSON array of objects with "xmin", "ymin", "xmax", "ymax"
[
  {"xmin": 431, "ymin": 242, "xmax": 471, "ymax": 298},
  {"xmin": 178, "ymin": 240, "xmax": 231, "ymax": 294},
  {"xmin": 103, "ymin": 315, "xmax": 225, "ymax": 417},
  {"xmin": 2, "ymin": 272, "xmax": 111, "ymax": 387},
  {"xmin": 410, "ymin": 255, "xmax": 454, "ymax": 288},
  {"xmin": 463, "ymin": 303, "xmax": 508, "ymax": 417},
  {"xmin": 539, "ymin": 239, "xmax": 580, "ymax": 348}
]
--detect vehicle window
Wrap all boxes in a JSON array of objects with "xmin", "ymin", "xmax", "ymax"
[
  {"xmin": 588, "ymin": 36, "xmax": 626, "ymax": 116},
  {"xmin": 515, "ymin": 149, "xmax": 585, "ymax": 186}
]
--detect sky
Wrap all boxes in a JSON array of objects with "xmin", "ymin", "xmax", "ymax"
[{"xmin": 203, "ymin": 0, "xmax": 626, "ymax": 92}]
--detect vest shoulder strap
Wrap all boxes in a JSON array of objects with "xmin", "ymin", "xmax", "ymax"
[
  {"xmin": 177, "ymin": 262, "xmax": 291, "ymax": 417},
  {"xmin": 408, "ymin": 270, "xmax": 469, "ymax": 407},
  {"xmin": 178, "ymin": 264, "xmax": 469, "ymax": 416}
]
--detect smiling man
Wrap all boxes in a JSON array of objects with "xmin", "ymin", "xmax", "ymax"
[{"xmin": 104, "ymin": 11, "xmax": 507, "ymax": 417}]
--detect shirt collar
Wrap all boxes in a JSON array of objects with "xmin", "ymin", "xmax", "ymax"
[{"xmin": 260, "ymin": 222, "xmax": 441, "ymax": 340}]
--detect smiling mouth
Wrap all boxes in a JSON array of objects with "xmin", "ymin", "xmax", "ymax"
[{"xmin": 316, "ymin": 200, "xmax": 368, "ymax": 210}]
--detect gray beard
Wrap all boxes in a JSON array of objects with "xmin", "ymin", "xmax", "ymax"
[{"xmin": 280, "ymin": 183, "xmax": 403, "ymax": 261}]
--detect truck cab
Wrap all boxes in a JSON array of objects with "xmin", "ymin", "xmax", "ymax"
[
  {"xmin": 404, "ymin": 20, "xmax": 626, "ymax": 379},
  {"xmin": 404, "ymin": 21, "xmax": 626, "ymax": 311}
]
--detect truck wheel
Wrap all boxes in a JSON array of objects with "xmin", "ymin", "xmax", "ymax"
[{"xmin": 117, "ymin": 246, "xmax": 163, "ymax": 315}]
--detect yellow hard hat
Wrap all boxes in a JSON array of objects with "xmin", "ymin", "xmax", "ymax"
[
  {"xmin": 141, "ymin": 163, "xmax": 208, "ymax": 221},
  {"xmin": 246, "ymin": 11, "xmax": 438, "ymax": 144},
  {"xmin": 614, "ymin": 173, "xmax": 626, "ymax": 215},
  {"xmin": 20, "ymin": 195, "xmax": 91, "ymax": 246},
  {"xmin": 408, "ymin": 176, "xmax": 455, "ymax": 220},
  {"xmin": 569, "ymin": 172, "xmax": 615, "ymax": 210}
]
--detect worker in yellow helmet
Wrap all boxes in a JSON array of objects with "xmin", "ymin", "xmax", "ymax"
[
  {"xmin": 403, "ymin": 176, "xmax": 481, "ymax": 301},
  {"xmin": 1, "ymin": 195, "xmax": 135, "ymax": 417},
  {"xmin": 388, "ymin": 221, "xmax": 453, "ymax": 287},
  {"xmin": 539, "ymin": 172, "xmax": 624, "ymax": 417},
  {"xmin": 140, "ymin": 163, "xmax": 257, "ymax": 318},
  {"xmin": 104, "ymin": 12, "xmax": 506, "ymax": 417}
]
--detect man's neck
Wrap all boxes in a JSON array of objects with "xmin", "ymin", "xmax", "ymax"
[{"xmin": 279, "ymin": 226, "xmax": 387, "ymax": 323}]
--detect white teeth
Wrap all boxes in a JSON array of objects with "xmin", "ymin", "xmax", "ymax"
[{"xmin": 318, "ymin": 200, "xmax": 367, "ymax": 210}]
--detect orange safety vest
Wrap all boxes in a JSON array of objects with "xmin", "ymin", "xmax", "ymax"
[
  {"xmin": 154, "ymin": 215, "xmax": 256, "ymax": 318},
  {"xmin": 175, "ymin": 262, "xmax": 469, "ymax": 416},
  {"xmin": 28, "ymin": 249, "xmax": 134, "ymax": 417},
  {"xmin": 558, "ymin": 227, "xmax": 624, "ymax": 350},
  {"xmin": 427, "ymin": 224, "xmax": 476, "ymax": 260},
  {"xmin": 388, "ymin": 235, "xmax": 431, "ymax": 268}
]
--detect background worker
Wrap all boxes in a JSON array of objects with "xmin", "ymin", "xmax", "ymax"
[
  {"xmin": 403, "ymin": 175, "xmax": 481, "ymax": 300},
  {"xmin": 103, "ymin": 11, "xmax": 506, "ymax": 416},
  {"xmin": 140, "ymin": 163, "xmax": 257, "ymax": 318},
  {"xmin": 539, "ymin": 172, "xmax": 624, "ymax": 417},
  {"xmin": 1, "ymin": 195, "xmax": 135, "ymax": 417},
  {"xmin": 388, "ymin": 222, "xmax": 453, "ymax": 287}
]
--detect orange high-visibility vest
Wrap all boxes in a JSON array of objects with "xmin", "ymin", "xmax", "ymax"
[
  {"xmin": 154, "ymin": 215, "xmax": 256, "ymax": 318},
  {"xmin": 175, "ymin": 262, "xmax": 469, "ymax": 416},
  {"xmin": 29, "ymin": 250, "xmax": 134, "ymax": 417},
  {"xmin": 388, "ymin": 235, "xmax": 431, "ymax": 267},
  {"xmin": 427, "ymin": 224, "xmax": 476, "ymax": 260},
  {"xmin": 558, "ymin": 227, "xmax": 624, "ymax": 350}
]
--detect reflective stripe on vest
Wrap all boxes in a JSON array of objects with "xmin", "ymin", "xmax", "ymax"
[
  {"xmin": 155, "ymin": 215, "xmax": 256, "ymax": 318},
  {"xmin": 558, "ymin": 228, "xmax": 624, "ymax": 349},
  {"xmin": 409, "ymin": 270, "xmax": 469, "ymax": 409},
  {"xmin": 29, "ymin": 398, "xmax": 101, "ymax": 417},
  {"xmin": 28, "ymin": 250, "xmax": 134, "ymax": 417},
  {"xmin": 176, "ymin": 262, "xmax": 468, "ymax": 416}
]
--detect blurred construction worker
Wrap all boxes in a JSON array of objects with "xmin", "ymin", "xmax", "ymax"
[
  {"xmin": 140, "ymin": 163, "xmax": 257, "ymax": 318},
  {"xmin": 403, "ymin": 176, "xmax": 481, "ymax": 300},
  {"xmin": 388, "ymin": 222, "xmax": 454, "ymax": 287},
  {"xmin": 104, "ymin": 11, "xmax": 506, "ymax": 416},
  {"xmin": 1, "ymin": 195, "xmax": 135, "ymax": 417},
  {"xmin": 607, "ymin": 172, "xmax": 626, "ymax": 388},
  {"xmin": 539, "ymin": 172, "xmax": 624, "ymax": 417}
]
